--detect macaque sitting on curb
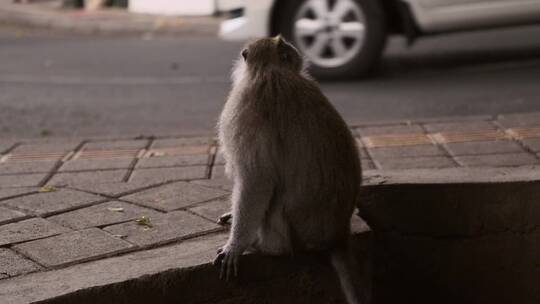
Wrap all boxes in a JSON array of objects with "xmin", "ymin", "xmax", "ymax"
[{"xmin": 215, "ymin": 36, "xmax": 364, "ymax": 304}]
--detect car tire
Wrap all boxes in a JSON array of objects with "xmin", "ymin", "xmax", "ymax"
[{"xmin": 276, "ymin": 0, "xmax": 387, "ymax": 80}]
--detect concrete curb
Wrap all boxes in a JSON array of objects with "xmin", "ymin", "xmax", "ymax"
[
  {"xmin": 363, "ymin": 165, "xmax": 540, "ymax": 184},
  {"xmin": 350, "ymin": 114, "xmax": 495, "ymax": 128},
  {"xmin": 37, "ymin": 232, "xmax": 373, "ymax": 304},
  {"xmin": 0, "ymin": 167, "xmax": 537, "ymax": 304},
  {"xmin": 360, "ymin": 166, "xmax": 539, "ymax": 304},
  {"xmin": 0, "ymin": 2, "xmax": 220, "ymax": 36}
]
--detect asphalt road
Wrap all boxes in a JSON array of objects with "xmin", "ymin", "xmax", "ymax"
[{"xmin": 1, "ymin": 24, "xmax": 540, "ymax": 139}]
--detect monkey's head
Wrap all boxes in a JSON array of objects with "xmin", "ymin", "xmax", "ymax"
[{"xmin": 241, "ymin": 35, "xmax": 303, "ymax": 74}]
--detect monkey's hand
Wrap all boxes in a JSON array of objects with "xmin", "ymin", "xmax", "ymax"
[{"xmin": 213, "ymin": 244, "xmax": 241, "ymax": 281}]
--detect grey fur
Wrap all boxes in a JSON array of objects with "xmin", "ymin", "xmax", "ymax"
[{"xmin": 214, "ymin": 36, "xmax": 363, "ymax": 304}]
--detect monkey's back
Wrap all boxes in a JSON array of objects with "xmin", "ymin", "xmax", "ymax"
[{"xmin": 243, "ymin": 72, "xmax": 362, "ymax": 251}]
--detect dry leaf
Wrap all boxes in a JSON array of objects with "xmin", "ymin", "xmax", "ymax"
[
  {"xmin": 40, "ymin": 129, "xmax": 52, "ymax": 137},
  {"xmin": 39, "ymin": 186, "xmax": 57, "ymax": 193},
  {"xmin": 150, "ymin": 151, "xmax": 165, "ymax": 157},
  {"xmin": 135, "ymin": 215, "xmax": 152, "ymax": 228}
]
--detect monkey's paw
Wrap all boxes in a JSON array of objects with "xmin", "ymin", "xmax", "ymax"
[{"xmin": 213, "ymin": 245, "xmax": 241, "ymax": 281}]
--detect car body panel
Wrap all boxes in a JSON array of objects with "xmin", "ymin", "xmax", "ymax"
[
  {"xmin": 405, "ymin": 0, "xmax": 540, "ymax": 33},
  {"xmin": 216, "ymin": 0, "xmax": 244, "ymax": 11},
  {"xmin": 218, "ymin": 0, "xmax": 540, "ymax": 40},
  {"xmin": 219, "ymin": 0, "xmax": 274, "ymax": 40}
]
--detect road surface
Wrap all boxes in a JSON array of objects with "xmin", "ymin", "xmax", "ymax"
[{"xmin": 1, "ymin": 24, "xmax": 539, "ymax": 139}]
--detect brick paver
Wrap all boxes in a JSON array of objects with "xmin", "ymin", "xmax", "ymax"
[
  {"xmin": 213, "ymin": 150, "xmax": 225, "ymax": 165},
  {"xmin": 151, "ymin": 137, "xmax": 213, "ymax": 148},
  {"xmin": 10, "ymin": 142, "xmax": 78, "ymax": 154},
  {"xmin": 522, "ymin": 138, "xmax": 540, "ymax": 152},
  {"xmin": 423, "ymin": 121, "xmax": 496, "ymax": 132},
  {"xmin": 129, "ymin": 166, "xmax": 207, "ymax": 183},
  {"xmin": 13, "ymin": 228, "xmax": 133, "ymax": 268},
  {"xmin": 2, "ymin": 189, "xmax": 105, "ymax": 216},
  {"xmin": 444, "ymin": 140, "xmax": 525, "ymax": 156},
  {"xmin": 122, "ymin": 181, "xmax": 227, "ymax": 212},
  {"xmin": 0, "ymin": 173, "xmax": 46, "ymax": 188},
  {"xmin": 0, "ymin": 249, "xmax": 41, "ymax": 279},
  {"xmin": 82, "ymin": 140, "xmax": 148, "ymax": 151},
  {"xmin": 103, "ymin": 211, "xmax": 221, "ymax": 247},
  {"xmin": 0, "ymin": 142, "xmax": 16, "ymax": 154},
  {"xmin": 211, "ymin": 165, "xmax": 226, "ymax": 179},
  {"xmin": 76, "ymin": 149, "xmax": 139, "ymax": 160},
  {"xmin": 48, "ymin": 201, "xmax": 162, "ymax": 230},
  {"xmin": 0, "ymin": 188, "xmax": 37, "ymax": 201},
  {"xmin": 455, "ymin": 153, "xmax": 539, "ymax": 167},
  {"xmin": 362, "ymin": 133, "xmax": 433, "ymax": 148},
  {"xmin": 188, "ymin": 196, "xmax": 231, "ymax": 223},
  {"xmin": 190, "ymin": 178, "xmax": 233, "ymax": 192},
  {"xmin": 0, "ymin": 206, "xmax": 28, "ymax": 225},
  {"xmin": 136, "ymin": 154, "xmax": 209, "ymax": 169},
  {"xmin": 145, "ymin": 146, "xmax": 210, "ymax": 157},
  {"xmin": 0, "ymin": 161, "xmax": 57, "ymax": 175},
  {"xmin": 69, "ymin": 180, "xmax": 164, "ymax": 198},
  {"xmin": 58, "ymin": 158, "xmax": 133, "ymax": 172},
  {"xmin": 361, "ymin": 159, "xmax": 377, "ymax": 170},
  {"xmin": 0, "ymin": 218, "xmax": 70, "ymax": 246},
  {"xmin": 497, "ymin": 112, "xmax": 540, "ymax": 128},
  {"xmin": 431, "ymin": 129, "xmax": 508, "ymax": 144},
  {"xmin": 375, "ymin": 156, "xmax": 456, "ymax": 170},
  {"xmin": 357, "ymin": 147, "xmax": 370, "ymax": 158},
  {"xmin": 355, "ymin": 124, "xmax": 425, "ymax": 136},
  {"xmin": 368, "ymin": 144, "xmax": 444, "ymax": 158},
  {"xmin": 48, "ymin": 170, "xmax": 128, "ymax": 186}
]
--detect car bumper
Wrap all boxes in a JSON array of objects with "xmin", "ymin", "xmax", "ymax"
[
  {"xmin": 220, "ymin": 16, "xmax": 255, "ymax": 40},
  {"xmin": 218, "ymin": 0, "xmax": 274, "ymax": 41}
]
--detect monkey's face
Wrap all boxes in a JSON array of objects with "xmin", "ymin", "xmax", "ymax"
[{"xmin": 241, "ymin": 36, "xmax": 303, "ymax": 73}]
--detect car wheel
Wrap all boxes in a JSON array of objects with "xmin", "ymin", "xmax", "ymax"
[{"xmin": 276, "ymin": 0, "xmax": 387, "ymax": 79}]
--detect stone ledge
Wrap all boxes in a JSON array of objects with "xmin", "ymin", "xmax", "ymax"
[
  {"xmin": 0, "ymin": 232, "xmax": 227, "ymax": 304},
  {"xmin": 361, "ymin": 166, "xmax": 539, "ymax": 304},
  {"xmin": 0, "ymin": 166, "xmax": 537, "ymax": 304},
  {"xmin": 8, "ymin": 232, "xmax": 372, "ymax": 304},
  {"xmin": 363, "ymin": 165, "xmax": 540, "ymax": 185}
]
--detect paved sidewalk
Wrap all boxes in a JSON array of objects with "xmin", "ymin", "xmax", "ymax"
[
  {"xmin": 0, "ymin": 0, "xmax": 220, "ymax": 35},
  {"xmin": 0, "ymin": 112, "xmax": 539, "ymax": 302}
]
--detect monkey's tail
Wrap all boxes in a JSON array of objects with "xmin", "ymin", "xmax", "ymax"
[{"xmin": 329, "ymin": 246, "xmax": 364, "ymax": 304}]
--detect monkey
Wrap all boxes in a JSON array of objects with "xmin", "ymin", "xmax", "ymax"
[{"xmin": 214, "ymin": 36, "xmax": 364, "ymax": 304}]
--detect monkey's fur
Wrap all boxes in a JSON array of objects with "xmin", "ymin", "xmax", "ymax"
[{"xmin": 214, "ymin": 36, "xmax": 363, "ymax": 304}]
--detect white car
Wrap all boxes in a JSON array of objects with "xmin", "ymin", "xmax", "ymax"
[{"xmin": 218, "ymin": 0, "xmax": 540, "ymax": 79}]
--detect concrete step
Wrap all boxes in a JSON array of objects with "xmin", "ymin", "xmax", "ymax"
[{"xmin": 361, "ymin": 167, "xmax": 539, "ymax": 304}]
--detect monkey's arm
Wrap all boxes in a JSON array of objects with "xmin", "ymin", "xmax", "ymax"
[
  {"xmin": 229, "ymin": 175, "xmax": 273, "ymax": 248},
  {"xmin": 214, "ymin": 170, "xmax": 274, "ymax": 280}
]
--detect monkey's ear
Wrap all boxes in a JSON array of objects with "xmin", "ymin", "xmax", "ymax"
[
  {"xmin": 276, "ymin": 35, "xmax": 292, "ymax": 62},
  {"xmin": 274, "ymin": 34, "xmax": 284, "ymax": 43},
  {"xmin": 275, "ymin": 34, "xmax": 290, "ymax": 52}
]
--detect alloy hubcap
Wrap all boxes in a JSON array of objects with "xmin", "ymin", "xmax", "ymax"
[{"xmin": 293, "ymin": 0, "xmax": 366, "ymax": 68}]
